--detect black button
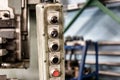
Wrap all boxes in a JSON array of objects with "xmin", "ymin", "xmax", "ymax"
[
  {"xmin": 50, "ymin": 16, "xmax": 58, "ymax": 24},
  {"xmin": 3, "ymin": 13, "xmax": 10, "ymax": 18},
  {"xmin": 51, "ymin": 44, "xmax": 59, "ymax": 51},
  {"xmin": 51, "ymin": 30, "xmax": 58, "ymax": 38},
  {"xmin": 52, "ymin": 57, "xmax": 59, "ymax": 64}
]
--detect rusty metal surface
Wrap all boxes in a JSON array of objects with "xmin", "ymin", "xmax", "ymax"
[{"xmin": 0, "ymin": 20, "xmax": 15, "ymax": 28}]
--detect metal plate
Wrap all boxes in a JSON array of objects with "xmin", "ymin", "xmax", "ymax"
[
  {"xmin": 28, "ymin": 0, "xmax": 40, "ymax": 4},
  {"xmin": 0, "ymin": 19, "xmax": 15, "ymax": 28},
  {"xmin": 8, "ymin": 0, "xmax": 21, "ymax": 14}
]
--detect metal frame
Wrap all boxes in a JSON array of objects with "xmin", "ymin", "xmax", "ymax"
[
  {"xmin": 77, "ymin": 41, "xmax": 99, "ymax": 80},
  {"xmin": 65, "ymin": 41, "xmax": 99, "ymax": 80}
]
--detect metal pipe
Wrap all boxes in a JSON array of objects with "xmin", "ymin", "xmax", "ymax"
[
  {"xmin": 21, "ymin": 0, "xmax": 28, "ymax": 37},
  {"xmin": 99, "ymin": 71, "xmax": 120, "ymax": 77},
  {"xmin": 21, "ymin": 0, "xmax": 29, "ymax": 59},
  {"xmin": 77, "ymin": 41, "xmax": 88, "ymax": 80},
  {"xmin": 16, "ymin": 15, "xmax": 22, "ymax": 61},
  {"xmin": 95, "ymin": 42, "xmax": 99, "ymax": 80}
]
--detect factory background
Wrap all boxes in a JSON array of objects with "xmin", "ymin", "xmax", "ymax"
[{"xmin": 0, "ymin": 0, "xmax": 120, "ymax": 80}]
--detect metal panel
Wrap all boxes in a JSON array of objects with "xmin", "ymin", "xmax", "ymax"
[
  {"xmin": 36, "ymin": 3, "xmax": 65, "ymax": 80},
  {"xmin": 28, "ymin": 0, "xmax": 40, "ymax": 4},
  {"xmin": 8, "ymin": 0, "xmax": 21, "ymax": 14},
  {"xmin": 0, "ymin": 11, "xmax": 39, "ymax": 80}
]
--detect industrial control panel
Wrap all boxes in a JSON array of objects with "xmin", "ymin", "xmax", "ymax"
[{"xmin": 36, "ymin": 1, "xmax": 65, "ymax": 80}]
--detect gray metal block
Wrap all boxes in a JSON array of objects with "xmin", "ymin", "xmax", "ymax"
[
  {"xmin": 0, "ymin": 30, "xmax": 15, "ymax": 39},
  {"xmin": 28, "ymin": 0, "xmax": 40, "ymax": 4}
]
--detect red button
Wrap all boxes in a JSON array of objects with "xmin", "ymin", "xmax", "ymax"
[{"xmin": 52, "ymin": 70, "xmax": 60, "ymax": 77}]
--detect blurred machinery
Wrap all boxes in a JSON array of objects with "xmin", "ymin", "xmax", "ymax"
[
  {"xmin": 0, "ymin": 0, "xmax": 65, "ymax": 80},
  {"xmin": 0, "ymin": 0, "xmax": 29, "ymax": 68},
  {"xmin": 64, "ymin": 35, "xmax": 120, "ymax": 80},
  {"xmin": 1, "ymin": 0, "xmax": 120, "ymax": 80},
  {"xmin": 64, "ymin": 36, "xmax": 99, "ymax": 80}
]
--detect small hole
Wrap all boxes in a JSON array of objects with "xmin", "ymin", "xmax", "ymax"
[{"xmin": 3, "ymin": 13, "xmax": 10, "ymax": 18}]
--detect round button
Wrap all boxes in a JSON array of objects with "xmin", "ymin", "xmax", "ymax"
[
  {"xmin": 52, "ymin": 69, "xmax": 61, "ymax": 77},
  {"xmin": 50, "ymin": 16, "xmax": 58, "ymax": 24},
  {"xmin": 50, "ymin": 30, "xmax": 58, "ymax": 38},
  {"xmin": 51, "ymin": 56, "xmax": 60, "ymax": 64},
  {"xmin": 51, "ymin": 43, "xmax": 59, "ymax": 51}
]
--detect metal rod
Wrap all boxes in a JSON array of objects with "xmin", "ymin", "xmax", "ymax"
[
  {"xmin": 21, "ymin": 0, "xmax": 28, "ymax": 36},
  {"xmin": 99, "ymin": 41, "xmax": 120, "ymax": 45},
  {"xmin": 95, "ymin": 42, "xmax": 99, "ymax": 80},
  {"xmin": 16, "ymin": 15, "xmax": 22, "ymax": 61},
  {"xmin": 21, "ymin": 0, "xmax": 29, "ymax": 59},
  {"xmin": 81, "ymin": 51, "xmax": 120, "ymax": 56},
  {"xmin": 78, "ymin": 42, "xmax": 88, "ymax": 80},
  {"xmin": 99, "ymin": 71, "xmax": 120, "ymax": 77},
  {"xmin": 85, "ymin": 61, "xmax": 120, "ymax": 66}
]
